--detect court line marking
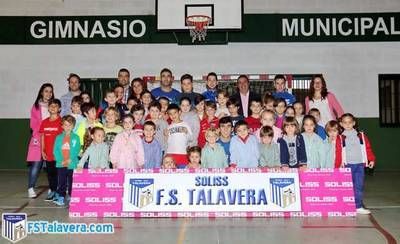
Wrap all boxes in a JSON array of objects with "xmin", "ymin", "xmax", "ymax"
[
  {"xmin": 368, "ymin": 205, "xmax": 400, "ymax": 209},
  {"xmin": 177, "ymin": 218, "xmax": 189, "ymax": 244},
  {"xmin": 369, "ymin": 214, "xmax": 397, "ymax": 244}
]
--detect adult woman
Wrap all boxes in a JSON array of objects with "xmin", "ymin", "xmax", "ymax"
[
  {"xmin": 305, "ymin": 75, "xmax": 344, "ymax": 126},
  {"xmin": 131, "ymin": 77, "xmax": 146, "ymax": 100},
  {"xmin": 26, "ymin": 83, "xmax": 54, "ymax": 198}
]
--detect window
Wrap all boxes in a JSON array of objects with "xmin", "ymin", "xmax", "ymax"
[{"xmin": 379, "ymin": 74, "xmax": 400, "ymax": 127}]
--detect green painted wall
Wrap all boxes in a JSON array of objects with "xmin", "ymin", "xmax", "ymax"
[{"xmin": 0, "ymin": 118, "xmax": 398, "ymax": 170}]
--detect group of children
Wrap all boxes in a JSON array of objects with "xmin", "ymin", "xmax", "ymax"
[{"xmin": 30, "ymin": 72, "xmax": 375, "ymax": 214}]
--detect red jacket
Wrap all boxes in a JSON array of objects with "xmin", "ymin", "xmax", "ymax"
[{"xmin": 335, "ymin": 132, "xmax": 375, "ymax": 168}]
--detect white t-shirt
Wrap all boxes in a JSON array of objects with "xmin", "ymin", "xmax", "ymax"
[
  {"xmin": 166, "ymin": 121, "xmax": 193, "ymax": 154},
  {"xmin": 309, "ymin": 98, "xmax": 333, "ymax": 126}
]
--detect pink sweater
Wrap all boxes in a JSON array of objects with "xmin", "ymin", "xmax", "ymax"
[
  {"xmin": 110, "ymin": 130, "xmax": 144, "ymax": 169},
  {"xmin": 305, "ymin": 92, "xmax": 344, "ymax": 119},
  {"xmin": 26, "ymin": 105, "xmax": 43, "ymax": 162}
]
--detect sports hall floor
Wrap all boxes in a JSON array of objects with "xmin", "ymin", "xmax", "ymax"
[{"xmin": 0, "ymin": 170, "xmax": 399, "ymax": 244}]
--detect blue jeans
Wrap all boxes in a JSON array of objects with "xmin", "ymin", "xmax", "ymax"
[
  {"xmin": 28, "ymin": 161, "xmax": 43, "ymax": 189},
  {"xmin": 57, "ymin": 167, "xmax": 73, "ymax": 197},
  {"xmin": 346, "ymin": 163, "xmax": 365, "ymax": 209}
]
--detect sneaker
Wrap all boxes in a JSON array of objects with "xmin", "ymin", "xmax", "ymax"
[
  {"xmin": 28, "ymin": 188, "xmax": 37, "ymax": 198},
  {"xmin": 356, "ymin": 207, "xmax": 371, "ymax": 215},
  {"xmin": 53, "ymin": 195, "xmax": 65, "ymax": 206},
  {"xmin": 45, "ymin": 190, "xmax": 56, "ymax": 202}
]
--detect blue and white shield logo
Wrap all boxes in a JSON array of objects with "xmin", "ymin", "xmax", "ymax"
[
  {"xmin": 2, "ymin": 213, "xmax": 27, "ymax": 243},
  {"xmin": 270, "ymin": 178, "xmax": 297, "ymax": 208},
  {"xmin": 128, "ymin": 178, "xmax": 154, "ymax": 208}
]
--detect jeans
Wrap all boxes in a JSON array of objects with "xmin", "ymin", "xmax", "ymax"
[
  {"xmin": 346, "ymin": 163, "xmax": 365, "ymax": 209},
  {"xmin": 28, "ymin": 161, "xmax": 43, "ymax": 189},
  {"xmin": 45, "ymin": 161, "xmax": 58, "ymax": 192},
  {"xmin": 57, "ymin": 167, "xmax": 73, "ymax": 197}
]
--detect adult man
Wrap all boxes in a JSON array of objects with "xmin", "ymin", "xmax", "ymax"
[
  {"xmin": 230, "ymin": 75, "xmax": 260, "ymax": 117},
  {"xmin": 176, "ymin": 74, "xmax": 200, "ymax": 105},
  {"xmin": 151, "ymin": 68, "xmax": 180, "ymax": 104},
  {"xmin": 272, "ymin": 74, "xmax": 296, "ymax": 106},
  {"xmin": 118, "ymin": 68, "xmax": 131, "ymax": 104},
  {"xmin": 60, "ymin": 73, "xmax": 81, "ymax": 117}
]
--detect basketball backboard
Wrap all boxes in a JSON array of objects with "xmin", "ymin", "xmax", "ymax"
[{"xmin": 156, "ymin": 0, "xmax": 243, "ymax": 31}]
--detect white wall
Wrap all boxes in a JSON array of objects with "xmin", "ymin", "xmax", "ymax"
[
  {"xmin": 1, "ymin": 0, "xmax": 400, "ymax": 118},
  {"xmin": 1, "ymin": 42, "xmax": 400, "ymax": 118},
  {"xmin": 0, "ymin": 0, "xmax": 399, "ymax": 15}
]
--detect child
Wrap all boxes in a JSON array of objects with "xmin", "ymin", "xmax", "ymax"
[
  {"xmin": 39, "ymin": 99, "xmax": 63, "ymax": 201},
  {"xmin": 258, "ymin": 126, "xmax": 280, "ymax": 168},
  {"xmin": 285, "ymin": 106, "xmax": 295, "ymax": 117},
  {"xmin": 148, "ymin": 101, "xmax": 169, "ymax": 151},
  {"xmin": 180, "ymin": 97, "xmax": 200, "ymax": 147},
  {"xmin": 323, "ymin": 120, "xmax": 343, "ymax": 169},
  {"xmin": 131, "ymin": 104, "xmax": 145, "ymax": 137},
  {"xmin": 244, "ymin": 98, "xmax": 263, "ymax": 134},
  {"xmin": 301, "ymin": 115, "xmax": 325, "ymax": 169},
  {"xmin": 340, "ymin": 113, "xmax": 375, "ymax": 214},
  {"xmin": 217, "ymin": 117, "xmax": 233, "ymax": 162},
  {"xmin": 78, "ymin": 127, "xmax": 109, "ymax": 169},
  {"xmin": 70, "ymin": 96, "xmax": 84, "ymax": 132},
  {"xmin": 76, "ymin": 102, "xmax": 103, "ymax": 147},
  {"xmin": 277, "ymin": 117, "xmax": 307, "ymax": 169},
  {"xmin": 227, "ymin": 98, "xmax": 244, "ymax": 127},
  {"xmin": 176, "ymin": 73, "xmax": 200, "ymax": 105},
  {"xmin": 126, "ymin": 96, "xmax": 140, "ymax": 114},
  {"xmin": 113, "ymin": 84, "xmax": 124, "ymax": 104},
  {"xmin": 216, "ymin": 89, "xmax": 230, "ymax": 118},
  {"xmin": 98, "ymin": 89, "xmax": 126, "ymax": 123},
  {"xmin": 53, "ymin": 115, "xmax": 81, "ymax": 206},
  {"xmin": 80, "ymin": 91, "xmax": 92, "ymax": 104},
  {"xmin": 255, "ymin": 110, "xmax": 282, "ymax": 143},
  {"xmin": 110, "ymin": 114, "xmax": 145, "ymax": 169},
  {"xmin": 162, "ymin": 155, "xmax": 176, "ymax": 169},
  {"xmin": 309, "ymin": 108, "xmax": 327, "ymax": 140},
  {"xmin": 187, "ymin": 146, "xmax": 201, "ymax": 169},
  {"xmin": 140, "ymin": 90, "xmax": 154, "ymax": 118},
  {"xmin": 202, "ymin": 72, "xmax": 218, "ymax": 102},
  {"xmin": 198, "ymin": 101, "xmax": 219, "ymax": 148},
  {"xmin": 293, "ymin": 101, "xmax": 305, "ymax": 128},
  {"xmin": 158, "ymin": 96, "xmax": 170, "ymax": 121},
  {"xmin": 194, "ymin": 94, "xmax": 206, "ymax": 121},
  {"xmin": 262, "ymin": 93, "xmax": 275, "ymax": 111},
  {"xmin": 274, "ymin": 98, "xmax": 286, "ymax": 129},
  {"xmin": 165, "ymin": 104, "xmax": 193, "ymax": 168},
  {"xmin": 272, "ymin": 74, "xmax": 296, "ymax": 106},
  {"xmin": 229, "ymin": 120, "xmax": 260, "ymax": 168},
  {"xmin": 201, "ymin": 128, "xmax": 228, "ymax": 168},
  {"xmin": 142, "ymin": 121, "xmax": 163, "ymax": 169},
  {"xmin": 103, "ymin": 107, "xmax": 123, "ymax": 149}
]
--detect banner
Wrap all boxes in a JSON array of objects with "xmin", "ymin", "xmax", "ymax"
[
  {"xmin": 122, "ymin": 171, "xmax": 301, "ymax": 212},
  {"xmin": 69, "ymin": 168, "xmax": 355, "ymax": 218},
  {"xmin": 1, "ymin": 13, "xmax": 400, "ymax": 44}
]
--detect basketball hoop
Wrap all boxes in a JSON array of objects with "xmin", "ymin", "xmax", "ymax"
[{"xmin": 186, "ymin": 15, "xmax": 211, "ymax": 43}]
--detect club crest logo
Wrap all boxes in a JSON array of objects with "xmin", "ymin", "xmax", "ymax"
[
  {"xmin": 2, "ymin": 213, "xmax": 27, "ymax": 243},
  {"xmin": 128, "ymin": 178, "xmax": 154, "ymax": 208},
  {"xmin": 270, "ymin": 178, "xmax": 297, "ymax": 208}
]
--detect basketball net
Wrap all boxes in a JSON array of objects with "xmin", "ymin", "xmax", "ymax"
[{"xmin": 186, "ymin": 15, "xmax": 211, "ymax": 43}]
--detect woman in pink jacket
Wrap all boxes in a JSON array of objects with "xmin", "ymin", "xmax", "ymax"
[
  {"xmin": 27, "ymin": 83, "xmax": 54, "ymax": 198},
  {"xmin": 305, "ymin": 75, "xmax": 344, "ymax": 126}
]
